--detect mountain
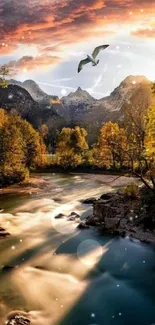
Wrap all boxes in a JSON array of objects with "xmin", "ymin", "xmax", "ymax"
[
  {"xmin": 6, "ymin": 75, "xmax": 154, "ymax": 144},
  {"xmin": 99, "ymin": 75, "xmax": 151, "ymax": 113},
  {"xmin": 0, "ymin": 84, "xmax": 65, "ymax": 134},
  {"xmin": 9, "ymin": 79, "xmax": 59, "ymax": 104},
  {"xmin": 54, "ymin": 75, "xmax": 153, "ymax": 143},
  {"xmin": 58, "ymin": 75, "xmax": 152, "ymax": 120},
  {"xmin": 55, "ymin": 87, "xmax": 96, "ymax": 120}
]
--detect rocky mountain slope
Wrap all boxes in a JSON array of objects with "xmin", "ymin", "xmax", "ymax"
[
  {"xmin": 58, "ymin": 87, "xmax": 96, "ymax": 120},
  {"xmin": 8, "ymin": 79, "xmax": 59, "ymax": 104},
  {"xmin": 56, "ymin": 75, "xmax": 153, "ymax": 143},
  {"xmin": 0, "ymin": 84, "xmax": 65, "ymax": 134},
  {"xmin": 8, "ymin": 75, "xmax": 154, "ymax": 144},
  {"xmin": 57, "ymin": 75, "xmax": 152, "ymax": 121}
]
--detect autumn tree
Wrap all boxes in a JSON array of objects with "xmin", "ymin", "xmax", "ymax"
[
  {"xmin": 0, "ymin": 110, "xmax": 47, "ymax": 185},
  {"xmin": 56, "ymin": 126, "xmax": 88, "ymax": 168},
  {"xmin": 144, "ymin": 105, "xmax": 155, "ymax": 189},
  {"xmin": 95, "ymin": 122, "xmax": 127, "ymax": 169},
  {"xmin": 0, "ymin": 113, "xmax": 27, "ymax": 184},
  {"xmin": 0, "ymin": 108, "xmax": 8, "ymax": 127},
  {"xmin": 39, "ymin": 124, "xmax": 48, "ymax": 140},
  {"xmin": 8, "ymin": 113, "xmax": 47, "ymax": 168}
]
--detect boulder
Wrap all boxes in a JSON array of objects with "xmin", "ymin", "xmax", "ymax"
[
  {"xmin": 0, "ymin": 231, "xmax": 10, "ymax": 237},
  {"xmin": 6, "ymin": 311, "xmax": 30, "ymax": 325},
  {"xmin": 54, "ymin": 213, "xmax": 65, "ymax": 219},
  {"xmin": 100, "ymin": 193, "xmax": 114, "ymax": 201},
  {"xmin": 77, "ymin": 222, "xmax": 89, "ymax": 229},
  {"xmin": 93, "ymin": 202, "xmax": 118, "ymax": 220},
  {"xmin": 69, "ymin": 212, "xmax": 80, "ymax": 218},
  {"xmin": 67, "ymin": 212, "xmax": 80, "ymax": 221},
  {"xmin": 82, "ymin": 197, "xmax": 97, "ymax": 204},
  {"xmin": 8, "ymin": 316, "xmax": 30, "ymax": 325},
  {"xmin": 2, "ymin": 265, "xmax": 16, "ymax": 272},
  {"xmin": 86, "ymin": 216, "xmax": 100, "ymax": 226},
  {"xmin": 104, "ymin": 217, "xmax": 120, "ymax": 231}
]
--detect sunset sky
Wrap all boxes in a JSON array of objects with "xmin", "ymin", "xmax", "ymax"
[{"xmin": 0, "ymin": 0, "xmax": 155, "ymax": 98}]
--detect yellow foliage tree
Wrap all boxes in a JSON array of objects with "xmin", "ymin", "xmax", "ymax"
[
  {"xmin": 144, "ymin": 105, "xmax": 155, "ymax": 188},
  {"xmin": 0, "ymin": 109, "xmax": 47, "ymax": 185},
  {"xmin": 56, "ymin": 126, "xmax": 88, "ymax": 168},
  {"xmin": 0, "ymin": 108, "xmax": 8, "ymax": 127},
  {"xmin": 95, "ymin": 122, "xmax": 127, "ymax": 169}
]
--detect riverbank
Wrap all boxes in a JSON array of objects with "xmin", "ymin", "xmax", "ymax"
[
  {"xmin": 0, "ymin": 173, "xmax": 137, "ymax": 241},
  {"xmin": 0, "ymin": 175, "xmax": 48, "ymax": 195},
  {"xmin": 84, "ymin": 189, "xmax": 155, "ymax": 245},
  {"xmin": 2, "ymin": 172, "xmax": 152, "ymax": 245},
  {"xmin": 0, "ymin": 173, "xmax": 136, "ymax": 196},
  {"xmin": 36, "ymin": 165, "xmax": 131, "ymax": 176}
]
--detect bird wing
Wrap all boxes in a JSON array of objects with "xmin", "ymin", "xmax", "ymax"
[
  {"xmin": 92, "ymin": 44, "xmax": 109, "ymax": 59},
  {"xmin": 78, "ymin": 58, "xmax": 90, "ymax": 73}
]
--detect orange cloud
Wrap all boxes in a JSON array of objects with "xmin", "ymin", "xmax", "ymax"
[
  {"xmin": 0, "ymin": 0, "xmax": 155, "ymax": 70},
  {"xmin": 5, "ymin": 55, "xmax": 61, "ymax": 75},
  {"xmin": 132, "ymin": 26, "xmax": 155, "ymax": 38}
]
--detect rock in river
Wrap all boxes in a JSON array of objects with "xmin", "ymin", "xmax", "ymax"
[
  {"xmin": 77, "ymin": 222, "xmax": 89, "ymax": 229},
  {"xmin": 67, "ymin": 212, "xmax": 80, "ymax": 221},
  {"xmin": 6, "ymin": 311, "xmax": 31, "ymax": 325},
  {"xmin": 55, "ymin": 213, "xmax": 65, "ymax": 219},
  {"xmin": 0, "ymin": 226, "xmax": 10, "ymax": 238},
  {"xmin": 82, "ymin": 197, "xmax": 97, "ymax": 204}
]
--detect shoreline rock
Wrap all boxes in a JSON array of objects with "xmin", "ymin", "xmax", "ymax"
[
  {"xmin": 82, "ymin": 197, "xmax": 97, "ymax": 204},
  {"xmin": 85, "ymin": 191, "xmax": 155, "ymax": 245},
  {"xmin": 77, "ymin": 222, "xmax": 89, "ymax": 229},
  {"xmin": 0, "ymin": 226, "xmax": 10, "ymax": 238}
]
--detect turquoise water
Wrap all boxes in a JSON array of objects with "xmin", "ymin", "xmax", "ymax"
[{"xmin": 0, "ymin": 173, "xmax": 155, "ymax": 325}]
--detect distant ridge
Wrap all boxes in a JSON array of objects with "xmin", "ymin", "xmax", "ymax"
[
  {"xmin": 8, "ymin": 79, "xmax": 59, "ymax": 104},
  {"xmin": 8, "ymin": 75, "xmax": 154, "ymax": 144}
]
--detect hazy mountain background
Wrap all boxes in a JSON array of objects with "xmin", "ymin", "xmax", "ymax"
[{"xmin": 0, "ymin": 75, "xmax": 153, "ymax": 146}]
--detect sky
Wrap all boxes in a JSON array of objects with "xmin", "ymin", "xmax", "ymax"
[{"xmin": 0, "ymin": 0, "xmax": 155, "ymax": 98}]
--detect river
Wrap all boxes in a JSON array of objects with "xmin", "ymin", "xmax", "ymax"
[{"xmin": 0, "ymin": 173, "xmax": 155, "ymax": 325}]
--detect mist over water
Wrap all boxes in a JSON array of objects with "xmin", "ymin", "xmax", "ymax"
[{"xmin": 0, "ymin": 173, "xmax": 155, "ymax": 325}]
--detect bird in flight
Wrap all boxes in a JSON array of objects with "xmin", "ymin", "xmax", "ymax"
[{"xmin": 77, "ymin": 44, "xmax": 109, "ymax": 73}]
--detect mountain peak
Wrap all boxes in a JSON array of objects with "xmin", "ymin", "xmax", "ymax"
[
  {"xmin": 77, "ymin": 86, "xmax": 82, "ymax": 91},
  {"xmin": 9, "ymin": 78, "xmax": 59, "ymax": 103},
  {"xmin": 64, "ymin": 86, "xmax": 95, "ymax": 101},
  {"xmin": 23, "ymin": 79, "xmax": 37, "ymax": 86},
  {"xmin": 121, "ymin": 75, "xmax": 149, "ymax": 86}
]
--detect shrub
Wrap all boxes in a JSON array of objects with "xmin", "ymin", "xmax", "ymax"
[
  {"xmin": 123, "ymin": 182, "xmax": 139, "ymax": 199},
  {"xmin": 0, "ymin": 167, "xmax": 29, "ymax": 186}
]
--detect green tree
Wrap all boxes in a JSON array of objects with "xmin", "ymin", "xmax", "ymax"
[{"xmin": 0, "ymin": 65, "xmax": 10, "ymax": 88}]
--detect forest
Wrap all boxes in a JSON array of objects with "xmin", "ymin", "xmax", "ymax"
[{"xmin": 0, "ymin": 66, "xmax": 155, "ymax": 192}]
